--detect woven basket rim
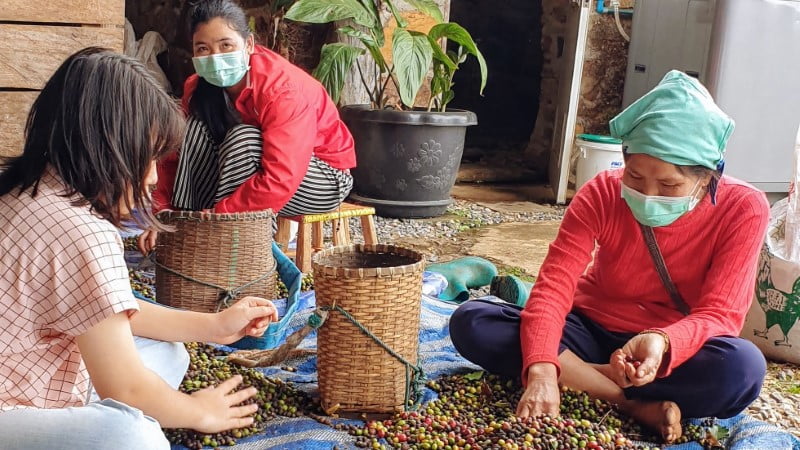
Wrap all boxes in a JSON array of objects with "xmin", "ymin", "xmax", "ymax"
[
  {"xmin": 311, "ymin": 244, "xmax": 425, "ymax": 277},
  {"xmin": 157, "ymin": 209, "xmax": 274, "ymax": 222}
]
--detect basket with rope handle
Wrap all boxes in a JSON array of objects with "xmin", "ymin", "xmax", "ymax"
[
  {"xmin": 312, "ymin": 244, "xmax": 426, "ymax": 414},
  {"xmin": 155, "ymin": 210, "xmax": 277, "ymax": 313}
]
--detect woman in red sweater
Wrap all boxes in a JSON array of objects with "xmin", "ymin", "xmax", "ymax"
[
  {"xmin": 450, "ymin": 70, "xmax": 769, "ymax": 443},
  {"xmin": 140, "ymin": 0, "xmax": 356, "ymax": 252}
]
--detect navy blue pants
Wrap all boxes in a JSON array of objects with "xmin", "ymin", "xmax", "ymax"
[{"xmin": 449, "ymin": 299, "xmax": 766, "ymax": 419}]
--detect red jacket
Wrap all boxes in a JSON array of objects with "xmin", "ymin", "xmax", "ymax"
[
  {"xmin": 153, "ymin": 46, "xmax": 356, "ymax": 213},
  {"xmin": 520, "ymin": 170, "xmax": 769, "ymax": 381}
]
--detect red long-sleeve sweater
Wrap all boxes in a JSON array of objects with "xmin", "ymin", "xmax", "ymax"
[
  {"xmin": 153, "ymin": 45, "xmax": 356, "ymax": 213},
  {"xmin": 520, "ymin": 170, "xmax": 769, "ymax": 379}
]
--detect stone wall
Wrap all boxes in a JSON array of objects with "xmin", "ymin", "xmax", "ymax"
[
  {"xmin": 525, "ymin": 1, "xmax": 632, "ymax": 180},
  {"xmin": 125, "ymin": 0, "xmax": 326, "ymax": 96},
  {"xmin": 576, "ymin": 12, "xmax": 631, "ymax": 137}
]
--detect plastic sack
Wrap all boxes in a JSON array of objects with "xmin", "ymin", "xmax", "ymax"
[
  {"xmin": 743, "ymin": 124, "xmax": 800, "ymax": 363},
  {"xmin": 124, "ymin": 19, "xmax": 172, "ymax": 94}
]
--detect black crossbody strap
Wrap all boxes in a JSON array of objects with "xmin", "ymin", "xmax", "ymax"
[{"xmin": 640, "ymin": 224, "xmax": 691, "ymax": 316}]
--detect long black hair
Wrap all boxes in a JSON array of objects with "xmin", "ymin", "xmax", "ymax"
[
  {"xmin": 0, "ymin": 47, "xmax": 185, "ymax": 229},
  {"xmin": 188, "ymin": 0, "xmax": 252, "ymax": 144}
]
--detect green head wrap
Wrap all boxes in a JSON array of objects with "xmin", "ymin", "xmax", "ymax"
[{"xmin": 609, "ymin": 70, "xmax": 734, "ymax": 170}]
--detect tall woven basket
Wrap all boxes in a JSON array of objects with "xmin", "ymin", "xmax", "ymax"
[
  {"xmin": 313, "ymin": 244, "xmax": 425, "ymax": 414},
  {"xmin": 155, "ymin": 210, "xmax": 277, "ymax": 312}
]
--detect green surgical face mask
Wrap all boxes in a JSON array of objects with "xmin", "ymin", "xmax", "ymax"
[
  {"xmin": 621, "ymin": 180, "xmax": 702, "ymax": 227},
  {"xmin": 192, "ymin": 49, "xmax": 250, "ymax": 88}
]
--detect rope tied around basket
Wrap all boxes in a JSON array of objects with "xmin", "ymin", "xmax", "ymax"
[
  {"xmin": 318, "ymin": 303, "xmax": 426, "ymax": 409},
  {"xmin": 154, "ymin": 258, "xmax": 277, "ymax": 312}
]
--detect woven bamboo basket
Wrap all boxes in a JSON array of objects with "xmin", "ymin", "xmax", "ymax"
[
  {"xmin": 155, "ymin": 210, "xmax": 277, "ymax": 312},
  {"xmin": 313, "ymin": 244, "xmax": 425, "ymax": 414}
]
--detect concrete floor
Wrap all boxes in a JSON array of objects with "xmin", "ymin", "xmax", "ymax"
[
  {"xmin": 469, "ymin": 221, "xmax": 560, "ymax": 278},
  {"xmin": 389, "ymin": 183, "xmax": 564, "ymax": 279},
  {"xmin": 454, "ymin": 183, "xmax": 561, "ymax": 278}
]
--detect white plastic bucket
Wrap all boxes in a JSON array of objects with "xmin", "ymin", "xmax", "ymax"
[{"xmin": 575, "ymin": 137, "xmax": 624, "ymax": 189}]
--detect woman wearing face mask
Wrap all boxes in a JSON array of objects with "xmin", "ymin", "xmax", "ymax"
[
  {"xmin": 140, "ymin": 0, "xmax": 356, "ymax": 253},
  {"xmin": 448, "ymin": 71, "xmax": 769, "ymax": 443}
]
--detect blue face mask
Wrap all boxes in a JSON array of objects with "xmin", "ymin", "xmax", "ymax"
[
  {"xmin": 192, "ymin": 49, "xmax": 250, "ymax": 88},
  {"xmin": 621, "ymin": 180, "xmax": 702, "ymax": 227}
]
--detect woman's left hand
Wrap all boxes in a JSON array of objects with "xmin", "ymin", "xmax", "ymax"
[
  {"xmin": 214, "ymin": 296, "xmax": 279, "ymax": 345},
  {"xmin": 613, "ymin": 333, "xmax": 667, "ymax": 387}
]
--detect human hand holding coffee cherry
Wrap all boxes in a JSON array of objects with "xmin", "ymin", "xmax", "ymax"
[
  {"xmin": 214, "ymin": 296, "xmax": 279, "ymax": 345},
  {"xmin": 610, "ymin": 332, "xmax": 668, "ymax": 388}
]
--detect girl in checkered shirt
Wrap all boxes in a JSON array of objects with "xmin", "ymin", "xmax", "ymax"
[{"xmin": 0, "ymin": 47, "xmax": 279, "ymax": 449}]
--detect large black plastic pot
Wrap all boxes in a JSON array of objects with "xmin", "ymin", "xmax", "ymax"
[{"xmin": 341, "ymin": 105, "xmax": 478, "ymax": 218}]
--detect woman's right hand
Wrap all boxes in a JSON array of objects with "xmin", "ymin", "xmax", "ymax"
[
  {"xmin": 516, "ymin": 362, "xmax": 560, "ymax": 419},
  {"xmin": 138, "ymin": 228, "xmax": 159, "ymax": 254},
  {"xmin": 191, "ymin": 375, "xmax": 260, "ymax": 433}
]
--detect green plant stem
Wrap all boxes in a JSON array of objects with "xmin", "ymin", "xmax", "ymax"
[
  {"xmin": 377, "ymin": 65, "xmax": 397, "ymax": 109},
  {"xmin": 442, "ymin": 73, "xmax": 455, "ymax": 111},
  {"xmin": 375, "ymin": 61, "xmax": 382, "ymax": 108},
  {"xmin": 355, "ymin": 60, "xmax": 378, "ymax": 106}
]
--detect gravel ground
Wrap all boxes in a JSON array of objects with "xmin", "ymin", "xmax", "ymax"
[
  {"xmin": 323, "ymin": 199, "xmax": 564, "ymax": 262},
  {"xmin": 748, "ymin": 363, "xmax": 800, "ymax": 437},
  {"xmin": 371, "ymin": 199, "xmax": 565, "ymax": 243}
]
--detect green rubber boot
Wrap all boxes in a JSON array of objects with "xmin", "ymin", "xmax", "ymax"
[
  {"xmin": 490, "ymin": 275, "xmax": 534, "ymax": 307},
  {"xmin": 426, "ymin": 256, "xmax": 498, "ymax": 303}
]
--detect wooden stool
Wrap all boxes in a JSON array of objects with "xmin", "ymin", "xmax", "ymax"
[{"xmin": 275, "ymin": 202, "xmax": 378, "ymax": 272}]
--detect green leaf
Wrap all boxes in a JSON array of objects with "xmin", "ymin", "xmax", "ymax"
[
  {"xmin": 285, "ymin": 0, "xmax": 375, "ymax": 29},
  {"xmin": 403, "ymin": 0, "xmax": 444, "ymax": 23},
  {"xmin": 429, "ymin": 22, "xmax": 488, "ymax": 94},
  {"xmin": 392, "ymin": 29, "xmax": 433, "ymax": 107},
  {"xmin": 441, "ymin": 90, "xmax": 454, "ymax": 108},
  {"xmin": 385, "ymin": 0, "xmax": 409, "ymax": 28},
  {"xmin": 356, "ymin": 0, "xmax": 385, "ymax": 46},
  {"xmin": 357, "ymin": 0, "xmax": 379, "ymax": 20},
  {"xmin": 463, "ymin": 371, "xmax": 484, "ymax": 381},
  {"xmin": 707, "ymin": 425, "xmax": 730, "ymax": 441},
  {"xmin": 427, "ymin": 35, "xmax": 456, "ymax": 71},
  {"xmin": 338, "ymin": 25, "xmax": 374, "ymax": 44},
  {"xmin": 311, "ymin": 43, "xmax": 365, "ymax": 103},
  {"xmin": 338, "ymin": 26, "xmax": 387, "ymax": 71}
]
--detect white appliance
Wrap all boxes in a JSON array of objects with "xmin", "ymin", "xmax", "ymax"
[
  {"xmin": 705, "ymin": 0, "xmax": 800, "ymax": 193},
  {"xmin": 622, "ymin": 0, "xmax": 717, "ymax": 107}
]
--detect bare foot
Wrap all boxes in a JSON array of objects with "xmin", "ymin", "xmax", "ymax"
[{"xmin": 624, "ymin": 400, "xmax": 682, "ymax": 443}]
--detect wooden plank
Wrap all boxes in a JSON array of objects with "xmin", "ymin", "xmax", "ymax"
[
  {"xmin": 0, "ymin": 91, "xmax": 37, "ymax": 158},
  {"xmin": 0, "ymin": 0, "xmax": 124, "ymax": 26},
  {"xmin": 0, "ymin": 24, "xmax": 124, "ymax": 90}
]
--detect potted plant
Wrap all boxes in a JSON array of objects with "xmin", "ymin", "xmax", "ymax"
[{"xmin": 285, "ymin": 0, "xmax": 487, "ymax": 218}]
